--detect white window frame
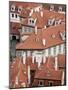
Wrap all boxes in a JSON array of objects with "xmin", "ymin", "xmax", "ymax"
[
  {"xmin": 48, "ymin": 81, "xmax": 53, "ymax": 86},
  {"xmin": 38, "ymin": 80, "xmax": 44, "ymax": 86},
  {"xmin": 11, "ymin": 4, "xmax": 15, "ymax": 11}
]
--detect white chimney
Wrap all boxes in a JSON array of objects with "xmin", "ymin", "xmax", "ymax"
[
  {"xmin": 55, "ymin": 56, "xmax": 58, "ymax": 70},
  {"xmin": 35, "ymin": 26, "xmax": 37, "ymax": 35},
  {"xmin": 23, "ymin": 53, "xmax": 26, "ymax": 64},
  {"xmin": 40, "ymin": 11, "xmax": 43, "ymax": 17},
  {"xmin": 28, "ymin": 65, "xmax": 31, "ymax": 84},
  {"xmin": 15, "ymin": 76, "xmax": 18, "ymax": 85},
  {"xmin": 38, "ymin": 62, "xmax": 41, "ymax": 68},
  {"xmin": 29, "ymin": 9, "xmax": 33, "ymax": 16},
  {"xmin": 32, "ymin": 56, "xmax": 35, "ymax": 63},
  {"xmin": 42, "ymin": 39, "xmax": 46, "ymax": 46},
  {"xmin": 61, "ymin": 71, "xmax": 64, "ymax": 85},
  {"xmin": 43, "ymin": 56, "xmax": 46, "ymax": 64}
]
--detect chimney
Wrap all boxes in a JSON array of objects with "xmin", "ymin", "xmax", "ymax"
[
  {"xmin": 28, "ymin": 65, "xmax": 31, "ymax": 84},
  {"xmin": 40, "ymin": 11, "xmax": 43, "ymax": 17},
  {"xmin": 35, "ymin": 26, "xmax": 37, "ymax": 35},
  {"xmin": 38, "ymin": 62, "xmax": 41, "ymax": 68},
  {"xmin": 15, "ymin": 76, "xmax": 18, "ymax": 85},
  {"xmin": 29, "ymin": 9, "xmax": 33, "ymax": 16},
  {"xmin": 55, "ymin": 56, "xmax": 58, "ymax": 70},
  {"xmin": 42, "ymin": 39, "xmax": 46, "ymax": 46},
  {"xmin": 32, "ymin": 56, "xmax": 35, "ymax": 63},
  {"xmin": 23, "ymin": 53, "xmax": 26, "ymax": 64},
  {"xmin": 61, "ymin": 71, "xmax": 64, "ymax": 85},
  {"xmin": 43, "ymin": 56, "xmax": 46, "ymax": 64}
]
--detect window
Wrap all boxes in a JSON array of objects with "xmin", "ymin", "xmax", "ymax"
[
  {"xmin": 12, "ymin": 14, "xmax": 14, "ymax": 18},
  {"xmin": 59, "ymin": 6, "xmax": 62, "ymax": 12},
  {"xmin": 48, "ymin": 48, "xmax": 51, "ymax": 55},
  {"xmin": 32, "ymin": 20, "xmax": 34, "ymax": 23},
  {"xmin": 38, "ymin": 80, "xmax": 44, "ymax": 86},
  {"xmin": 30, "ymin": 20, "xmax": 31, "ymax": 23},
  {"xmin": 53, "ymin": 46, "xmax": 56, "ymax": 55},
  {"xmin": 49, "ymin": 81, "xmax": 53, "ymax": 86},
  {"xmin": 11, "ymin": 5, "xmax": 15, "ymax": 11},
  {"xmin": 15, "ymin": 14, "xmax": 17, "ymax": 18},
  {"xmin": 59, "ymin": 45, "xmax": 61, "ymax": 53}
]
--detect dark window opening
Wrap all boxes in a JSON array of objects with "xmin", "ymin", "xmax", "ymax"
[
  {"xmin": 30, "ymin": 20, "xmax": 31, "ymax": 23},
  {"xmin": 12, "ymin": 36, "xmax": 16, "ymax": 40},
  {"xmin": 15, "ymin": 14, "xmax": 17, "ymax": 18},
  {"xmin": 49, "ymin": 82, "xmax": 53, "ymax": 86},
  {"xmin": 32, "ymin": 20, "xmax": 34, "ymax": 23},
  {"xmin": 12, "ymin": 14, "xmax": 14, "ymax": 17}
]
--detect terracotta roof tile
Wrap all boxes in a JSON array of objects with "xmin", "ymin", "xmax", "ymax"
[{"xmin": 16, "ymin": 24, "xmax": 65, "ymax": 50}]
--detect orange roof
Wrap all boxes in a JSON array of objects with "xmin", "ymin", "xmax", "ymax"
[
  {"xmin": 20, "ymin": 9, "xmax": 65, "ymax": 29},
  {"xmin": 9, "ymin": 1, "xmax": 42, "ymax": 9},
  {"xmin": 34, "ymin": 69, "xmax": 62, "ymax": 80},
  {"xmin": 58, "ymin": 54, "xmax": 65, "ymax": 68},
  {"xmin": 16, "ymin": 24, "xmax": 65, "ymax": 50}
]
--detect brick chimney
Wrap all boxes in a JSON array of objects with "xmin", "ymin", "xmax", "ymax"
[{"xmin": 55, "ymin": 56, "xmax": 58, "ymax": 70}]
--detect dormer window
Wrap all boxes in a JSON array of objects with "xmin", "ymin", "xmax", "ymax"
[
  {"xmin": 18, "ymin": 6, "xmax": 22, "ymax": 13},
  {"xmin": 48, "ymin": 18, "xmax": 55, "ymax": 26},
  {"xmin": 58, "ymin": 6, "xmax": 62, "ymax": 12},
  {"xmin": 59, "ymin": 32, "xmax": 65, "ymax": 41},
  {"xmin": 50, "ymin": 5, "xmax": 54, "ymax": 11},
  {"xmin": 28, "ymin": 18, "xmax": 36, "ymax": 26},
  {"xmin": 11, "ymin": 4, "xmax": 15, "ymax": 11}
]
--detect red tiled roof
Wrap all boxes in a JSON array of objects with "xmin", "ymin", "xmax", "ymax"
[
  {"xmin": 16, "ymin": 24, "xmax": 65, "ymax": 50},
  {"xmin": 34, "ymin": 69, "xmax": 62, "ymax": 80},
  {"xmin": 58, "ymin": 54, "xmax": 65, "ymax": 68},
  {"xmin": 9, "ymin": 1, "xmax": 42, "ymax": 9}
]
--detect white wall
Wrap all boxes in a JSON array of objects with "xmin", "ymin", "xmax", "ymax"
[{"xmin": 10, "ymin": 13, "xmax": 20, "ymax": 23}]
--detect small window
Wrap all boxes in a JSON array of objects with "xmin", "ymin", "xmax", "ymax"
[
  {"xmin": 49, "ymin": 81, "xmax": 53, "ymax": 86},
  {"xmin": 12, "ymin": 14, "xmax": 14, "ymax": 18},
  {"xmin": 48, "ymin": 48, "xmax": 51, "ymax": 55},
  {"xmin": 53, "ymin": 46, "xmax": 56, "ymax": 55},
  {"xmin": 59, "ymin": 45, "xmax": 61, "ymax": 53},
  {"xmin": 30, "ymin": 20, "xmax": 31, "ymax": 23},
  {"xmin": 15, "ymin": 14, "xmax": 17, "ymax": 18},
  {"xmin": 38, "ymin": 80, "xmax": 44, "ymax": 86},
  {"xmin": 32, "ymin": 20, "xmax": 34, "ymax": 23},
  {"xmin": 11, "ymin": 5, "xmax": 15, "ymax": 11}
]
